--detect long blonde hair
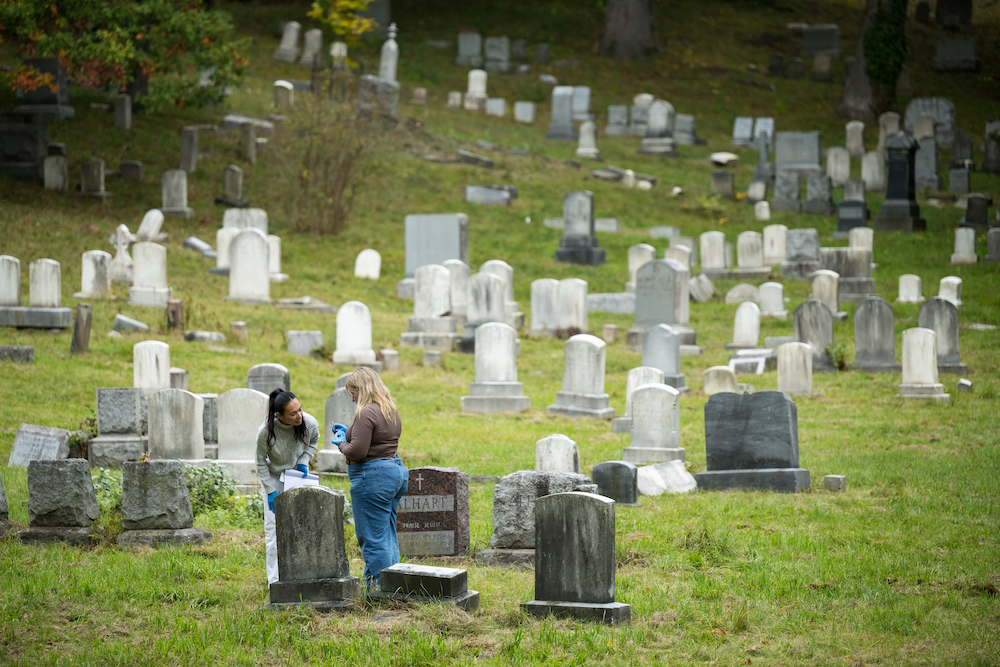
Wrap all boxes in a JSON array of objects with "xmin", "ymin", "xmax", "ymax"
[{"xmin": 345, "ymin": 367, "xmax": 398, "ymax": 424}]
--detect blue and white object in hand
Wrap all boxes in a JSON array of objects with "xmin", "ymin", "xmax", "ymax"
[
  {"xmin": 294, "ymin": 463, "xmax": 309, "ymax": 477},
  {"xmin": 331, "ymin": 430, "xmax": 346, "ymax": 446}
]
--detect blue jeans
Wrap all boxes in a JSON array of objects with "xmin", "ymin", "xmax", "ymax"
[{"xmin": 348, "ymin": 456, "xmax": 408, "ymax": 589}]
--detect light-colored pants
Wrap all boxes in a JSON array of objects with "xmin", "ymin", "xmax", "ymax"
[{"xmin": 261, "ymin": 473, "xmax": 283, "ymax": 586}]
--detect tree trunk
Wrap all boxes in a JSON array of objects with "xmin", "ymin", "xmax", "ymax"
[
  {"xmin": 836, "ymin": 0, "xmax": 877, "ymax": 122},
  {"xmin": 599, "ymin": 0, "xmax": 658, "ymax": 60}
]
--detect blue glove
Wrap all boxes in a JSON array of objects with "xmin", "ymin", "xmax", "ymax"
[
  {"xmin": 331, "ymin": 431, "xmax": 346, "ymax": 446},
  {"xmin": 294, "ymin": 463, "xmax": 309, "ymax": 477},
  {"xmin": 333, "ymin": 423, "xmax": 348, "ymax": 434},
  {"xmin": 267, "ymin": 491, "xmax": 278, "ymax": 513}
]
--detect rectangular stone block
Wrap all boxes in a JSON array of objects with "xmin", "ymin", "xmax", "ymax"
[
  {"xmin": 694, "ymin": 468, "xmax": 810, "ymax": 492},
  {"xmin": 379, "ymin": 563, "xmax": 468, "ymax": 597}
]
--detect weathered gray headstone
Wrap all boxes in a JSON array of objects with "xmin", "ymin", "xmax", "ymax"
[
  {"xmin": 18, "ymin": 460, "xmax": 99, "ymax": 544},
  {"xmin": 8, "ymin": 424, "xmax": 70, "ymax": 468},
  {"xmin": 854, "ymin": 296, "xmax": 899, "ymax": 371},
  {"xmin": 591, "ymin": 461, "xmax": 639, "ymax": 506}
]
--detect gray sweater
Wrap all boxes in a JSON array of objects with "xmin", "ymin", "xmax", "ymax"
[{"xmin": 255, "ymin": 412, "xmax": 320, "ymax": 495}]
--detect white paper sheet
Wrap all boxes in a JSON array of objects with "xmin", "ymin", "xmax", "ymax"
[{"xmin": 279, "ymin": 470, "xmax": 320, "ymax": 491}]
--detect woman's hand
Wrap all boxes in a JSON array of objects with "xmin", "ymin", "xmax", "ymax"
[{"xmin": 294, "ymin": 464, "xmax": 309, "ymax": 477}]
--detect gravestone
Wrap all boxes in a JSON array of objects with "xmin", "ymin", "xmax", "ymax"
[
  {"xmin": 855, "ymin": 296, "xmax": 899, "ymax": 372},
  {"xmin": 591, "ymin": 461, "xmax": 639, "ymax": 506},
  {"xmin": 396, "ymin": 467, "xmax": 470, "ymax": 557},
  {"xmin": 461, "ymin": 322, "xmax": 530, "ymax": 413},
  {"xmin": 74, "ymin": 250, "xmax": 111, "ymax": 299},
  {"xmin": 129, "ymin": 242, "xmax": 172, "ymax": 307},
  {"xmin": 8, "ymin": 424, "xmax": 70, "ymax": 467},
  {"xmin": 402, "ymin": 213, "xmax": 469, "ymax": 279},
  {"xmin": 674, "ymin": 114, "xmax": 699, "ymax": 145},
  {"xmin": 728, "ymin": 302, "xmax": 761, "ymax": 349},
  {"xmin": 772, "ymin": 171, "xmax": 801, "ymax": 213},
  {"xmin": 44, "ymin": 155, "xmax": 67, "ymax": 191},
  {"xmin": 875, "ymin": 132, "xmax": 926, "ymax": 232},
  {"xmin": 641, "ymin": 324, "xmax": 686, "ymax": 390},
  {"xmin": 372, "ymin": 563, "xmax": 479, "ymax": 610},
  {"xmin": 575, "ymin": 121, "xmax": 601, "ymax": 160},
  {"xmin": 711, "ymin": 171, "xmax": 735, "ymax": 197},
  {"xmin": 702, "ymin": 366, "xmax": 738, "ymax": 395},
  {"xmin": 898, "ymin": 328, "xmax": 949, "ymax": 401},
  {"xmin": 948, "ymin": 168, "xmax": 969, "ymax": 194},
  {"xmin": 606, "ymin": 105, "xmax": 630, "ymax": 135},
  {"xmin": 987, "ymin": 229, "xmax": 1000, "ymax": 262},
  {"xmin": 458, "ymin": 272, "xmax": 506, "ymax": 352},
  {"xmin": 287, "ymin": 330, "xmax": 323, "ymax": 356},
  {"xmin": 354, "ymin": 249, "xmax": 381, "ymax": 279},
  {"xmin": 754, "ymin": 133, "xmax": 775, "ymax": 185},
  {"xmin": 768, "ymin": 52, "xmax": 785, "ymax": 77},
  {"xmin": 456, "ymin": 31, "xmax": 483, "ymax": 67},
  {"xmin": 819, "ymin": 247, "xmax": 875, "ymax": 301},
  {"xmin": 746, "ymin": 180, "xmax": 768, "ymax": 203},
  {"xmin": 571, "ymin": 86, "xmax": 592, "ymax": 121},
  {"xmin": 724, "ymin": 283, "xmax": 760, "ymax": 306},
  {"xmin": 826, "ymin": 147, "xmax": 850, "ymax": 188},
  {"xmin": 793, "ymin": 299, "xmax": 834, "ymax": 370},
  {"xmin": 700, "ymin": 231, "xmax": 727, "ymax": 276},
  {"xmin": 535, "ymin": 43, "xmax": 550, "ymax": 64},
  {"xmin": 514, "ymin": 101, "xmax": 535, "ymax": 123},
  {"xmin": 217, "ymin": 386, "xmax": 269, "ymax": 476},
  {"xmin": 861, "ymin": 151, "xmax": 886, "ymax": 192},
  {"xmin": 547, "ymin": 334, "xmax": 615, "ymax": 419},
  {"xmin": 273, "ymin": 21, "xmax": 301, "ymax": 62},
  {"xmin": 300, "ymin": 28, "xmax": 324, "ymax": 68},
  {"xmin": 216, "ymin": 165, "xmax": 248, "ymax": 207},
  {"xmin": 733, "ymin": 230, "xmax": 770, "ymax": 279},
  {"xmin": 512, "ymin": 39, "xmax": 527, "ymax": 62},
  {"xmin": 915, "ymin": 137, "xmax": 943, "ymax": 190},
  {"xmin": 913, "ymin": 114, "xmax": 937, "ymax": 141},
  {"xmin": 546, "ymin": 86, "xmax": 577, "ymax": 140},
  {"xmin": 731, "ymin": 117, "xmax": 754, "ymax": 146},
  {"xmin": 246, "ymin": 363, "xmax": 289, "ymax": 393},
  {"xmin": 625, "ymin": 244, "xmax": 656, "ymax": 293},
  {"xmin": 133, "ymin": 340, "xmax": 170, "ymax": 395},
  {"xmin": 949, "ymin": 131, "xmax": 974, "ymax": 170},
  {"xmin": 759, "ymin": 282, "xmax": 788, "ymax": 318},
  {"xmin": 147, "ymin": 389, "xmax": 204, "ymax": 460},
  {"xmin": 810, "ymin": 269, "xmax": 846, "ymax": 321},
  {"xmin": 951, "ymin": 227, "xmax": 977, "ymax": 264},
  {"xmin": 777, "ymin": 342, "xmax": 813, "ymax": 395},
  {"xmin": 81, "ymin": 158, "xmax": 111, "ymax": 201},
  {"xmin": 904, "ymin": 98, "xmax": 956, "ymax": 148},
  {"xmin": 628, "ymin": 259, "xmax": 696, "ymax": 351},
  {"xmin": 334, "ymin": 301, "xmax": 377, "ymax": 365},
  {"xmin": 535, "ymin": 434, "xmax": 580, "ymax": 473},
  {"xmin": 622, "ymin": 383, "xmax": 683, "ymax": 465},
  {"xmin": 521, "ymin": 493, "xmax": 631, "ymax": 624},
  {"xmin": 938, "ymin": 276, "xmax": 963, "ymax": 307},
  {"xmin": 266, "ymin": 487, "xmax": 359, "ymax": 609},
  {"xmin": 487, "ymin": 470, "xmax": 595, "ymax": 551},
  {"xmin": 837, "ymin": 201, "xmax": 867, "ymax": 237},
  {"xmin": 638, "ymin": 100, "xmax": 677, "ymax": 156},
  {"xmin": 484, "ymin": 98, "xmax": 506, "ymax": 117},
  {"xmin": 763, "ymin": 224, "xmax": 787, "ymax": 265},
  {"xmin": 695, "ymin": 391, "xmax": 809, "ymax": 492},
  {"xmin": 775, "ymin": 132, "xmax": 822, "ymax": 174},
  {"xmin": 228, "ymin": 228, "xmax": 270, "ymax": 304},
  {"xmin": 0, "ymin": 112, "xmax": 48, "ymax": 181},
  {"xmin": 846, "ymin": 121, "xmax": 865, "ymax": 158},
  {"xmin": 555, "ymin": 191, "xmax": 605, "ymax": 266},
  {"xmin": 180, "ymin": 126, "xmax": 198, "ymax": 173},
  {"xmin": 610, "ymin": 366, "xmax": 665, "ymax": 434},
  {"xmin": 896, "ymin": 274, "xmax": 925, "ymax": 303},
  {"xmin": 754, "ymin": 117, "xmax": 775, "ymax": 144},
  {"xmin": 357, "ymin": 74, "xmax": 400, "ymax": 117},
  {"xmin": 961, "ymin": 194, "xmax": 990, "ymax": 229},
  {"xmin": 117, "ymin": 461, "xmax": 211, "ymax": 547},
  {"xmin": 161, "ymin": 169, "xmax": 193, "ymax": 219},
  {"xmin": 318, "ymin": 373, "xmax": 353, "ymax": 472},
  {"xmin": 918, "ymin": 298, "xmax": 966, "ymax": 374},
  {"xmin": 811, "ymin": 53, "xmax": 832, "ymax": 82},
  {"xmin": 932, "ymin": 39, "xmax": 980, "ymax": 73},
  {"xmin": 804, "ymin": 174, "xmax": 835, "ymax": 216},
  {"xmin": 16, "ymin": 57, "xmax": 74, "ymax": 120},
  {"xmin": 801, "ymin": 24, "xmax": 840, "ymax": 58},
  {"xmin": 401, "ymin": 264, "xmax": 460, "ymax": 349},
  {"xmin": 17, "ymin": 460, "xmax": 99, "ymax": 545}
]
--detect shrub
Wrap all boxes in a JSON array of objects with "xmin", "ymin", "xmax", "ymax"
[{"xmin": 184, "ymin": 463, "xmax": 239, "ymax": 515}]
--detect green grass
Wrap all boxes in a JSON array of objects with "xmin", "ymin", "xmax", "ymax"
[{"xmin": 1, "ymin": 0, "xmax": 999, "ymax": 664}]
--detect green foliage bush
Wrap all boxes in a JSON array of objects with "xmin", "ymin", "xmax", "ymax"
[{"xmin": 184, "ymin": 462, "xmax": 240, "ymax": 515}]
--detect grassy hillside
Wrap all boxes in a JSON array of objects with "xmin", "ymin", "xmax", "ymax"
[{"xmin": 0, "ymin": 0, "xmax": 998, "ymax": 664}]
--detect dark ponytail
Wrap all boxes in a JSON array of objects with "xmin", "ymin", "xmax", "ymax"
[{"xmin": 265, "ymin": 388, "xmax": 307, "ymax": 449}]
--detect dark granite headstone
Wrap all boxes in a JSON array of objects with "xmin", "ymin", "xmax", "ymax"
[
  {"xmin": 855, "ymin": 296, "xmax": 899, "ymax": 371},
  {"xmin": 397, "ymin": 466, "xmax": 469, "ymax": 556},
  {"xmin": 949, "ymin": 130, "xmax": 975, "ymax": 169},
  {"xmin": 961, "ymin": 194, "xmax": 990, "ymax": 229},
  {"xmin": 0, "ymin": 112, "xmax": 48, "ymax": 181},
  {"xmin": 875, "ymin": 132, "xmax": 926, "ymax": 232},
  {"xmin": 936, "ymin": 0, "xmax": 972, "ymax": 30},
  {"xmin": 17, "ymin": 58, "xmax": 74, "ymax": 120},
  {"xmin": 591, "ymin": 461, "xmax": 639, "ymax": 506},
  {"xmin": 555, "ymin": 191, "xmax": 606, "ymax": 266},
  {"xmin": 837, "ymin": 200, "xmax": 868, "ymax": 235}
]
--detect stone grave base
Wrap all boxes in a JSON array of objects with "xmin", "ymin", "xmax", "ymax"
[
  {"xmin": 396, "ymin": 278, "xmax": 415, "ymax": 299},
  {"xmin": 18, "ymin": 526, "xmax": 93, "ymax": 545},
  {"xmin": 204, "ymin": 445, "xmax": 218, "ymax": 459},
  {"xmin": 263, "ymin": 600, "xmax": 354, "ymax": 612},
  {"xmin": 950, "ymin": 253, "xmax": 978, "ymax": 265},
  {"xmin": 555, "ymin": 246, "xmax": 606, "ymax": 266},
  {"xmin": 729, "ymin": 267, "xmax": 773, "ymax": 281},
  {"xmin": 0, "ymin": 307, "xmax": 73, "ymax": 329},
  {"xmin": 316, "ymin": 448, "xmax": 348, "ymax": 473},
  {"xmin": 475, "ymin": 548, "xmax": 535, "ymax": 569},
  {"xmin": 129, "ymin": 286, "xmax": 172, "ymax": 307},
  {"xmin": 856, "ymin": 362, "xmax": 902, "ymax": 373},
  {"xmin": 772, "ymin": 199, "xmax": 801, "ymax": 214},
  {"xmin": 610, "ymin": 417, "xmax": 632, "ymax": 434},
  {"xmin": 898, "ymin": 383, "xmax": 950, "ymax": 402},
  {"xmin": 89, "ymin": 435, "xmax": 147, "ymax": 467},
  {"xmin": 874, "ymin": 201, "xmax": 926, "ymax": 233},
  {"xmin": 117, "ymin": 528, "xmax": 212, "ymax": 548},
  {"xmin": 215, "ymin": 195, "xmax": 249, "ymax": 208},
  {"xmin": 161, "ymin": 207, "xmax": 195, "ymax": 219},
  {"xmin": 779, "ymin": 261, "xmax": 820, "ymax": 280},
  {"xmin": 547, "ymin": 392, "xmax": 615, "ymax": 420},
  {"xmin": 622, "ymin": 446, "xmax": 686, "ymax": 465},
  {"xmin": 637, "ymin": 138, "xmax": 677, "ymax": 157},
  {"xmin": 664, "ymin": 373, "xmax": 688, "ymax": 392},
  {"xmin": 938, "ymin": 362, "xmax": 968, "ymax": 375},
  {"xmin": 521, "ymin": 600, "xmax": 631, "ymax": 625},
  {"xmin": 761, "ymin": 308, "xmax": 789, "ymax": 319},
  {"xmin": 694, "ymin": 468, "xmax": 811, "ymax": 493},
  {"xmin": 400, "ymin": 332, "xmax": 459, "ymax": 350},
  {"xmin": 626, "ymin": 324, "xmax": 696, "ymax": 349},
  {"xmin": 838, "ymin": 277, "xmax": 877, "ymax": 301},
  {"xmin": 461, "ymin": 382, "xmax": 531, "ymax": 413},
  {"xmin": 368, "ymin": 589, "xmax": 480, "ymax": 611},
  {"xmin": 0, "ymin": 345, "xmax": 34, "ymax": 362},
  {"xmin": 268, "ymin": 576, "xmax": 360, "ymax": 605}
]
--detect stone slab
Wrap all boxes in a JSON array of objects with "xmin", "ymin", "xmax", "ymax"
[
  {"xmin": 88, "ymin": 435, "xmax": 147, "ymax": 467},
  {"xmin": 368, "ymin": 589, "xmax": 480, "ymax": 612},
  {"xmin": 116, "ymin": 528, "xmax": 212, "ymax": 548},
  {"xmin": 268, "ymin": 576, "xmax": 360, "ymax": 604},
  {"xmin": 0, "ymin": 307, "xmax": 73, "ymax": 328},
  {"xmin": 521, "ymin": 600, "xmax": 631, "ymax": 624},
  {"xmin": 17, "ymin": 526, "xmax": 94, "ymax": 545},
  {"xmin": 0, "ymin": 346, "xmax": 34, "ymax": 363},
  {"xmin": 694, "ymin": 468, "xmax": 810, "ymax": 492},
  {"xmin": 9, "ymin": 424, "xmax": 70, "ymax": 467}
]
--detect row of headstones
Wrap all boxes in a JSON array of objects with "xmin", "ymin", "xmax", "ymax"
[
  {"xmin": 952, "ymin": 227, "xmax": 1000, "ymax": 263},
  {"xmin": 11, "ymin": 459, "xmax": 210, "ymax": 548},
  {"xmin": 456, "ymin": 32, "xmax": 551, "ymax": 70}
]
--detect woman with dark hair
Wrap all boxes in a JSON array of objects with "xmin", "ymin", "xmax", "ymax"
[
  {"xmin": 332, "ymin": 366, "xmax": 407, "ymax": 590},
  {"xmin": 256, "ymin": 388, "xmax": 319, "ymax": 586}
]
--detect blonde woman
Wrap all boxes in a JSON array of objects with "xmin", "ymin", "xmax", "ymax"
[{"xmin": 332, "ymin": 367, "xmax": 407, "ymax": 589}]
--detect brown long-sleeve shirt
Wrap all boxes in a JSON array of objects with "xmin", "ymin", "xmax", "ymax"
[{"xmin": 340, "ymin": 403, "xmax": 402, "ymax": 463}]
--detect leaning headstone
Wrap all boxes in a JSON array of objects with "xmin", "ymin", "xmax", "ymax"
[
  {"xmin": 918, "ymin": 297, "xmax": 966, "ymax": 374},
  {"xmin": 265, "ymin": 487, "xmax": 359, "ymax": 610},
  {"xmin": 854, "ymin": 296, "xmax": 899, "ymax": 372},
  {"xmin": 547, "ymin": 334, "xmax": 615, "ymax": 419},
  {"xmin": 17, "ymin": 460, "xmax": 99, "ymax": 544},
  {"xmin": 117, "ymin": 461, "xmax": 211, "ymax": 547},
  {"xmin": 695, "ymin": 391, "xmax": 809, "ymax": 492},
  {"xmin": 535, "ymin": 434, "xmax": 580, "ymax": 473},
  {"xmin": 591, "ymin": 461, "xmax": 639, "ymax": 506},
  {"xmin": 273, "ymin": 21, "xmax": 301, "ymax": 63},
  {"xmin": 793, "ymin": 299, "xmax": 834, "ymax": 370},
  {"xmin": 521, "ymin": 492, "xmax": 631, "ymax": 624},
  {"xmin": 777, "ymin": 342, "xmax": 812, "ymax": 395},
  {"xmin": 461, "ymin": 322, "xmax": 529, "ymax": 413},
  {"xmin": 898, "ymin": 328, "xmax": 949, "ymax": 401},
  {"xmin": 395, "ymin": 466, "xmax": 470, "ymax": 557},
  {"xmin": 610, "ymin": 366, "xmax": 665, "ymax": 434},
  {"xmin": 545, "ymin": 86, "xmax": 577, "ymax": 141},
  {"xmin": 8, "ymin": 424, "xmax": 70, "ymax": 467},
  {"xmin": 622, "ymin": 383, "xmax": 683, "ymax": 465}
]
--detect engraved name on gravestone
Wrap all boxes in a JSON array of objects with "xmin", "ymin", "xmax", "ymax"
[
  {"xmin": 8, "ymin": 424, "xmax": 71, "ymax": 467},
  {"xmin": 397, "ymin": 466, "xmax": 470, "ymax": 557}
]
